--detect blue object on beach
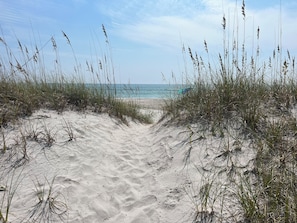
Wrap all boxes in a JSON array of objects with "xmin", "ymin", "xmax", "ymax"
[{"xmin": 178, "ymin": 87, "xmax": 192, "ymax": 95}]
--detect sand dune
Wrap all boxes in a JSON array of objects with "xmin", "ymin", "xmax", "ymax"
[{"xmin": 0, "ymin": 101, "xmax": 255, "ymax": 222}]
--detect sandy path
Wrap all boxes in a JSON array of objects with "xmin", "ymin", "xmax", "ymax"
[
  {"xmin": 76, "ymin": 118, "xmax": 161, "ymax": 222},
  {"xmin": 62, "ymin": 109, "xmax": 191, "ymax": 223},
  {"xmin": 56, "ymin": 111, "xmax": 161, "ymax": 222},
  {"xmin": 1, "ymin": 109, "xmax": 190, "ymax": 223}
]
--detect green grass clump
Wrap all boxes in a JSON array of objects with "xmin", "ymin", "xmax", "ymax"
[
  {"xmin": 0, "ymin": 78, "xmax": 151, "ymax": 126},
  {"xmin": 165, "ymin": 74, "xmax": 268, "ymax": 132},
  {"xmin": 0, "ymin": 27, "xmax": 151, "ymax": 126},
  {"xmin": 238, "ymin": 118, "xmax": 297, "ymax": 222}
]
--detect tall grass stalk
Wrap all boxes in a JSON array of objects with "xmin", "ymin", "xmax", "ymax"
[{"xmin": 0, "ymin": 169, "xmax": 23, "ymax": 223}]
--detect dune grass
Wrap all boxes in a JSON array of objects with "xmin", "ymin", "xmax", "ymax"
[
  {"xmin": 0, "ymin": 78, "xmax": 152, "ymax": 126},
  {"xmin": 164, "ymin": 1, "xmax": 297, "ymax": 222},
  {"xmin": 0, "ymin": 27, "xmax": 152, "ymax": 127}
]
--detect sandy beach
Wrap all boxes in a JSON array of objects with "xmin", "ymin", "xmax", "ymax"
[
  {"xmin": 121, "ymin": 98, "xmax": 167, "ymax": 110},
  {"xmin": 0, "ymin": 99, "xmax": 255, "ymax": 222}
]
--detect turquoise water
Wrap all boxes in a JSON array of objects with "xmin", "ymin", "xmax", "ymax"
[
  {"xmin": 114, "ymin": 84, "xmax": 180, "ymax": 99},
  {"xmin": 90, "ymin": 84, "xmax": 188, "ymax": 99}
]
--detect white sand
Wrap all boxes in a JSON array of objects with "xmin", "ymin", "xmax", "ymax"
[
  {"xmin": 0, "ymin": 100, "xmax": 255, "ymax": 222},
  {"xmin": 121, "ymin": 98, "xmax": 167, "ymax": 110}
]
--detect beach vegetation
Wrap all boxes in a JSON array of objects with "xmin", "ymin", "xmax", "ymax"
[
  {"xmin": 0, "ymin": 128, "xmax": 8, "ymax": 154},
  {"xmin": 62, "ymin": 118, "xmax": 75, "ymax": 142},
  {"xmin": 164, "ymin": 1, "xmax": 297, "ymax": 222},
  {"xmin": 40, "ymin": 122, "xmax": 56, "ymax": 148},
  {"xmin": 0, "ymin": 26, "xmax": 152, "ymax": 127},
  {"xmin": 19, "ymin": 130, "xmax": 29, "ymax": 162},
  {"xmin": 0, "ymin": 170, "xmax": 23, "ymax": 223},
  {"xmin": 26, "ymin": 176, "xmax": 68, "ymax": 222},
  {"xmin": 25, "ymin": 121, "xmax": 43, "ymax": 142}
]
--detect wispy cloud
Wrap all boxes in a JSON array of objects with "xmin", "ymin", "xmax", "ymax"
[
  {"xmin": 0, "ymin": 0, "xmax": 60, "ymax": 25},
  {"xmin": 97, "ymin": 0, "xmax": 200, "ymax": 22},
  {"xmin": 115, "ymin": 15, "xmax": 220, "ymax": 51},
  {"xmin": 103, "ymin": 0, "xmax": 234, "ymax": 51},
  {"xmin": 100, "ymin": 0, "xmax": 297, "ymax": 56},
  {"xmin": 0, "ymin": 1, "xmax": 25, "ymax": 24}
]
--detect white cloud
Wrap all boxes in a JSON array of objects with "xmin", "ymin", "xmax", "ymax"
[
  {"xmin": 116, "ymin": 15, "xmax": 220, "ymax": 51},
  {"xmin": 106, "ymin": 0, "xmax": 297, "ymax": 59},
  {"xmin": 110, "ymin": 0, "xmax": 233, "ymax": 52}
]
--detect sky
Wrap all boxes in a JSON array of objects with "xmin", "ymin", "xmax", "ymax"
[{"xmin": 1, "ymin": 0, "xmax": 297, "ymax": 84}]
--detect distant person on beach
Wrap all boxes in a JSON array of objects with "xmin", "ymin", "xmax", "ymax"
[{"xmin": 178, "ymin": 87, "xmax": 192, "ymax": 95}]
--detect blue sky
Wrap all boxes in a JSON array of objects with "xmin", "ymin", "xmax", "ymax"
[{"xmin": 1, "ymin": 0, "xmax": 297, "ymax": 84}]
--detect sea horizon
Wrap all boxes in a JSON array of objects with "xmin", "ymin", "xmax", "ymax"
[{"xmin": 85, "ymin": 83, "xmax": 191, "ymax": 99}]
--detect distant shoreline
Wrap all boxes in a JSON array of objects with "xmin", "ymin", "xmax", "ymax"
[{"xmin": 85, "ymin": 83, "xmax": 188, "ymax": 99}]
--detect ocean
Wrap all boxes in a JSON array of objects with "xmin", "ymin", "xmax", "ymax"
[{"xmin": 94, "ymin": 84, "xmax": 188, "ymax": 99}]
